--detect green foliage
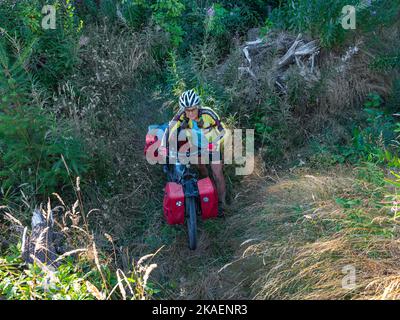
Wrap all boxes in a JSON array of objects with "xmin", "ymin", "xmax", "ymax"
[
  {"xmin": 270, "ymin": 0, "xmax": 400, "ymax": 48},
  {"xmin": 98, "ymin": 0, "xmax": 118, "ymax": 21},
  {"xmin": 356, "ymin": 161, "xmax": 386, "ymax": 187},
  {"xmin": 0, "ymin": 0, "xmax": 83, "ymax": 89},
  {"xmin": 151, "ymin": 0, "xmax": 186, "ymax": 47},
  {"xmin": 254, "ymin": 112, "xmax": 273, "ymax": 136},
  {"xmin": 370, "ymin": 53, "xmax": 400, "ymax": 72},
  {"xmin": 335, "ymin": 197, "xmax": 362, "ymax": 209},
  {"xmin": 0, "ymin": 106, "xmax": 90, "ymax": 197},
  {"xmin": 330, "ymin": 93, "xmax": 398, "ymax": 165},
  {"xmin": 387, "ymin": 78, "xmax": 400, "ymax": 113},
  {"xmin": 165, "ymin": 50, "xmax": 187, "ymax": 100},
  {"xmin": 175, "ymin": 1, "xmax": 269, "ymax": 54},
  {"xmin": 253, "ymin": 95, "xmax": 300, "ymax": 162},
  {"xmin": 349, "ymin": 94, "xmax": 397, "ymax": 163},
  {"xmin": 356, "ymin": 0, "xmax": 400, "ymax": 33},
  {"xmin": 0, "ymin": 243, "xmax": 118, "ymax": 300},
  {"xmin": 260, "ymin": 18, "xmax": 274, "ymax": 37},
  {"xmin": 0, "ymin": 34, "xmax": 35, "ymax": 107},
  {"xmin": 269, "ymin": 0, "xmax": 350, "ymax": 47},
  {"xmin": 0, "ymin": 24, "xmax": 90, "ymax": 199},
  {"xmin": 120, "ymin": 0, "xmax": 152, "ymax": 30},
  {"xmin": 204, "ymin": 4, "xmax": 230, "ymax": 37},
  {"xmin": 202, "ymin": 3, "xmax": 260, "ymax": 53},
  {"xmin": 0, "ymin": 248, "xmax": 97, "ymax": 300},
  {"xmin": 308, "ymin": 90, "xmax": 400, "ymax": 169}
]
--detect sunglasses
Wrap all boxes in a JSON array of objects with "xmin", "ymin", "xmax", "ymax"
[{"xmin": 185, "ymin": 107, "xmax": 198, "ymax": 113}]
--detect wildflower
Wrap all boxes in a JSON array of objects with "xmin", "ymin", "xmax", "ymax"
[
  {"xmin": 391, "ymin": 200, "xmax": 400, "ymax": 214},
  {"xmin": 207, "ymin": 7, "xmax": 215, "ymax": 17}
]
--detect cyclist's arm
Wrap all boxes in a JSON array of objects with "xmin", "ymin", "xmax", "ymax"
[
  {"xmin": 161, "ymin": 110, "xmax": 185, "ymax": 152},
  {"xmin": 201, "ymin": 108, "xmax": 226, "ymax": 148}
]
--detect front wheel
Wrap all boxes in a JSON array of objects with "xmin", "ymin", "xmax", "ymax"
[{"xmin": 185, "ymin": 196, "xmax": 197, "ymax": 250}]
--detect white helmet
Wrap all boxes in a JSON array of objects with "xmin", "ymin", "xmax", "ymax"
[{"xmin": 179, "ymin": 89, "xmax": 200, "ymax": 109}]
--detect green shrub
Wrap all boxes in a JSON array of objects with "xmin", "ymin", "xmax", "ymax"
[
  {"xmin": 0, "ymin": 245, "xmax": 100, "ymax": 300},
  {"xmin": 260, "ymin": 18, "xmax": 274, "ymax": 37},
  {"xmin": 151, "ymin": 0, "xmax": 186, "ymax": 47},
  {"xmin": 120, "ymin": 0, "xmax": 152, "ymax": 30},
  {"xmin": 269, "ymin": 0, "xmax": 400, "ymax": 48},
  {"xmin": 0, "ymin": 20, "xmax": 90, "ymax": 199},
  {"xmin": 328, "ymin": 93, "xmax": 398, "ymax": 165},
  {"xmin": 0, "ymin": 243, "xmax": 157, "ymax": 300},
  {"xmin": 270, "ymin": 0, "xmax": 350, "ymax": 47},
  {"xmin": 0, "ymin": 0, "xmax": 83, "ymax": 89},
  {"xmin": 0, "ymin": 106, "xmax": 90, "ymax": 197}
]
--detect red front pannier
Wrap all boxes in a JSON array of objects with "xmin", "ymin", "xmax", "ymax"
[
  {"xmin": 144, "ymin": 124, "xmax": 167, "ymax": 158},
  {"xmin": 163, "ymin": 182, "xmax": 185, "ymax": 225},
  {"xmin": 197, "ymin": 177, "xmax": 218, "ymax": 220},
  {"xmin": 144, "ymin": 132, "xmax": 159, "ymax": 157}
]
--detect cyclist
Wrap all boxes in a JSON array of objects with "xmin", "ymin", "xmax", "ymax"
[{"xmin": 163, "ymin": 89, "xmax": 227, "ymax": 217}]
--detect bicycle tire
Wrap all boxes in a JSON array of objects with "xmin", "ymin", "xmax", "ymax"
[{"xmin": 186, "ymin": 196, "xmax": 197, "ymax": 250}]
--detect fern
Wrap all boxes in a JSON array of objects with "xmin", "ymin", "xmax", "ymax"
[{"xmin": 0, "ymin": 30, "xmax": 36, "ymax": 109}]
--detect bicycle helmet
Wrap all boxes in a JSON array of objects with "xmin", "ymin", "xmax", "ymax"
[{"xmin": 179, "ymin": 89, "xmax": 201, "ymax": 109}]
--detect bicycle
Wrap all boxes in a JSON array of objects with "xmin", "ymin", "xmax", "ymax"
[
  {"xmin": 164, "ymin": 150, "xmax": 201, "ymax": 250},
  {"xmin": 145, "ymin": 124, "xmax": 219, "ymax": 250}
]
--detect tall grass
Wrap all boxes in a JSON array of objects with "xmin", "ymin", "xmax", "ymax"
[{"xmin": 0, "ymin": 176, "xmax": 159, "ymax": 300}]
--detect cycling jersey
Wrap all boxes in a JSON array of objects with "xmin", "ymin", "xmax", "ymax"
[{"xmin": 163, "ymin": 107, "xmax": 226, "ymax": 152}]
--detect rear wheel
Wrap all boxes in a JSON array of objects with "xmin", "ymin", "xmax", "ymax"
[{"xmin": 186, "ymin": 196, "xmax": 197, "ymax": 250}]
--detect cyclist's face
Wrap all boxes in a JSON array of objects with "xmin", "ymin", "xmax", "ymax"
[{"xmin": 185, "ymin": 106, "xmax": 199, "ymax": 120}]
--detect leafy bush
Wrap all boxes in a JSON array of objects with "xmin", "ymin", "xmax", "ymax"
[
  {"xmin": 0, "ymin": 243, "xmax": 160, "ymax": 300},
  {"xmin": 0, "ymin": 17, "xmax": 90, "ymax": 199},
  {"xmin": 370, "ymin": 52, "xmax": 400, "ymax": 72},
  {"xmin": 120, "ymin": 0, "xmax": 152, "ymax": 30},
  {"xmin": 0, "ymin": 106, "xmax": 90, "ymax": 197},
  {"xmin": 151, "ymin": 0, "xmax": 186, "ymax": 47},
  {"xmin": 202, "ymin": 3, "xmax": 260, "ymax": 54},
  {"xmin": 269, "ymin": 0, "xmax": 350, "ymax": 47},
  {"xmin": 348, "ymin": 93, "xmax": 397, "ymax": 164},
  {"xmin": 0, "ymin": 245, "xmax": 101, "ymax": 300},
  {"xmin": 0, "ymin": 0, "xmax": 83, "ymax": 89},
  {"xmin": 269, "ymin": 0, "xmax": 400, "ymax": 48},
  {"xmin": 329, "ymin": 93, "xmax": 398, "ymax": 166}
]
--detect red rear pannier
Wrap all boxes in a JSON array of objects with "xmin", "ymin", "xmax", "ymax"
[
  {"xmin": 163, "ymin": 182, "xmax": 185, "ymax": 225},
  {"xmin": 197, "ymin": 177, "xmax": 218, "ymax": 220}
]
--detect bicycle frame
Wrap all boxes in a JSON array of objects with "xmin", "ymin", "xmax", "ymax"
[{"xmin": 164, "ymin": 154, "xmax": 200, "ymax": 200}]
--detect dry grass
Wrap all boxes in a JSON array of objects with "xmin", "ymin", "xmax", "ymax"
[
  {"xmin": 0, "ymin": 176, "xmax": 160, "ymax": 300},
  {"xmin": 190, "ymin": 159, "xmax": 400, "ymax": 300}
]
